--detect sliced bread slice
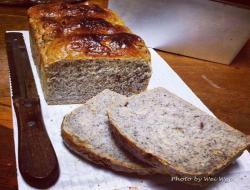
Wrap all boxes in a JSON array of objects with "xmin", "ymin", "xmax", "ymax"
[
  {"xmin": 61, "ymin": 89, "xmax": 158, "ymax": 174},
  {"xmin": 108, "ymin": 87, "xmax": 250, "ymax": 180}
]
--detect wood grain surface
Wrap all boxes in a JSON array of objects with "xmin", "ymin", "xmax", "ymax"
[{"xmin": 0, "ymin": 2, "xmax": 249, "ymax": 190}]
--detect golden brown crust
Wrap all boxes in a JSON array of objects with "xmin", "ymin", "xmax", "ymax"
[
  {"xmin": 28, "ymin": 2, "xmax": 150, "ymax": 66},
  {"xmin": 44, "ymin": 33, "xmax": 150, "ymax": 64},
  {"xmin": 28, "ymin": 2, "xmax": 126, "ymax": 46},
  {"xmin": 29, "ymin": 26, "xmax": 49, "ymax": 98},
  {"xmin": 38, "ymin": 16, "xmax": 130, "ymax": 41},
  {"xmin": 28, "ymin": 2, "xmax": 119, "ymax": 23}
]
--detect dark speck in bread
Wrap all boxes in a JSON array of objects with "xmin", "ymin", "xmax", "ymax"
[
  {"xmin": 200, "ymin": 122, "xmax": 204, "ymax": 129},
  {"xmin": 108, "ymin": 87, "xmax": 249, "ymax": 182},
  {"xmin": 61, "ymin": 89, "xmax": 158, "ymax": 174}
]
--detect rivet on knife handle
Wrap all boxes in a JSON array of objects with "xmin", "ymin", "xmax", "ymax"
[{"xmin": 5, "ymin": 32, "xmax": 59, "ymax": 188}]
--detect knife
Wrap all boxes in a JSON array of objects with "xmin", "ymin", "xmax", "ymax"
[{"xmin": 5, "ymin": 32, "xmax": 59, "ymax": 188}]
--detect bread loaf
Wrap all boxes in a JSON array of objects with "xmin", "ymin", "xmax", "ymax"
[
  {"xmin": 108, "ymin": 87, "xmax": 250, "ymax": 184},
  {"xmin": 28, "ymin": 2, "xmax": 151, "ymax": 104},
  {"xmin": 61, "ymin": 89, "xmax": 159, "ymax": 174}
]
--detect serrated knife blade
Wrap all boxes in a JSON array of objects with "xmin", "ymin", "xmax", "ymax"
[{"xmin": 5, "ymin": 32, "xmax": 59, "ymax": 189}]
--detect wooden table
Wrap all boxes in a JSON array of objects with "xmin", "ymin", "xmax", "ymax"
[{"xmin": 0, "ymin": 4, "xmax": 250, "ymax": 190}]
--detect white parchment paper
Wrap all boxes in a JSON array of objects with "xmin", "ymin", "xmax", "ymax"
[
  {"xmin": 10, "ymin": 31, "xmax": 250, "ymax": 190},
  {"xmin": 109, "ymin": 0, "xmax": 250, "ymax": 64}
]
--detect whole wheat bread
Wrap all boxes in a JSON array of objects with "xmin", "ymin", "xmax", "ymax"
[
  {"xmin": 28, "ymin": 2, "xmax": 151, "ymax": 104},
  {"xmin": 108, "ymin": 87, "xmax": 250, "ymax": 181},
  {"xmin": 61, "ymin": 89, "xmax": 159, "ymax": 174}
]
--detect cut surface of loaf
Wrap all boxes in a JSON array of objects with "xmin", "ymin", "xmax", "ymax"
[
  {"xmin": 28, "ymin": 2, "xmax": 151, "ymax": 104},
  {"xmin": 108, "ymin": 87, "xmax": 250, "ymax": 180},
  {"xmin": 61, "ymin": 89, "xmax": 158, "ymax": 174}
]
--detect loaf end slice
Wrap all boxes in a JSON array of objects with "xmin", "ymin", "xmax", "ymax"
[
  {"xmin": 108, "ymin": 87, "xmax": 250, "ymax": 183},
  {"xmin": 61, "ymin": 89, "xmax": 159, "ymax": 174}
]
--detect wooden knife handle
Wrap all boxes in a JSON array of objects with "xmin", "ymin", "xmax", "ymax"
[{"xmin": 13, "ymin": 98, "xmax": 59, "ymax": 188}]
